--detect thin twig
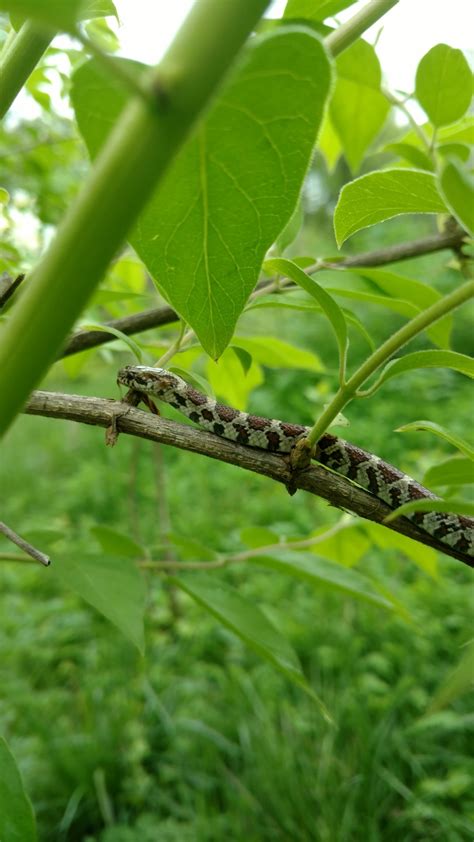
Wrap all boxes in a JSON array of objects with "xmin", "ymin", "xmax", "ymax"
[
  {"xmin": 22, "ymin": 391, "xmax": 474, "ymax": 568},
  {"xmin": 0, "ymin": 521, "xmax": 51, "ymax": 566},
  {"xmin": 138, "ymin": 515, "xmax": 355, "ymax": 571},
  {"xmin": 0, "ymin": 273, "xmax": 25, "ymax": 310}
]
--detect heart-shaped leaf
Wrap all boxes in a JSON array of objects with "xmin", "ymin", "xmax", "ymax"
[{"xmin": 72, "ymin": 28, "xmax": 332, "ymax": 357}]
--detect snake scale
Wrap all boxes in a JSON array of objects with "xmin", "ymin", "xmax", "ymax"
[{"xmin": 117, "ymin": 365, "xmax": 474, "ymax": 558}]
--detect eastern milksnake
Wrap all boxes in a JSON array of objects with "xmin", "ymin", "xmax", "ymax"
[{"xmin": 117, "ymin": 365, "xmax": 474, "ymax": 558}]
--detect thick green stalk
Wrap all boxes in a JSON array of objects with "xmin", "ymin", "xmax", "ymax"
[
  {"xmin": 325, "ymin": 0, "xmax": 399, "ymax": 57},
  {"xmin": 0, "ymin": 0, "xmax": 271, "ymax": 438},
  {"xmin": 306, "ymin": 280, "xmax": 474, "ymax": 447},
  {"xmin": 0, "ymin": 20, "xmax": 53, "ymax": 119}
]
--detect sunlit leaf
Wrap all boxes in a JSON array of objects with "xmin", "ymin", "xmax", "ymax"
[
  {"xmin": 234, "ymin": 334, "xmax": 324, "ymax": 372},
  {"xmin": 317, "ymin": 111, "xmax": 342, "ymax": 171},
  {"xmin": 174, "ymin": 575, "xmax": 331, "ymax": 720},
  {"xmin": 365, "ymin": 522, "xmax": 438, "ymax": 579},
  {"xmin": 423, "ymin": 457, "xmax": 473, "ymax": 488},
  {"xmin": 334, "ymin": 169, "xmax": 447, "ymax": 246},
  {"xmin": 231, "ymin": 345, "xmax": 253, "ymax": 376},
  {"xmin": 396, "ymin": 420, "xmax": 474, "ymax": 461},
  {"xmin": 264, "ymin": 257, "xmax": 347, "ymax": 372},
  {"xmin": 240, "ymin": 526, "xmax": 279, "ymax": 548},
  {"xmin": 206, "ymin": 349, "xmax": 263, "ymax": 411},
  {"xmin": 384, "ymin": 142, "xmax": 434, "ymax": 172},
  {"xmin": 371, "ymin": 350, "xmax": 474, "ymax": 393},
  {"xmin": 0, "ymin": 738, "xmax": 36, "ymax": 842},
  {"xmin": 415, "ymin": 44, "xmax": 472, "ymax": 127},
  {"xmin": 349, "ymin": 267, "xmax": 452, "ymax": 349},
  {"xmin": 439, "ymin": 158, "xmax": 474, "ymax": 237},
  {"xmin": 330, "ymin": 40, "xmax": 389, "ymax": 171}
]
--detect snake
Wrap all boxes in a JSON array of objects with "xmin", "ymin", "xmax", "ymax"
[{"xmin": 117, "ymin": 365, "xmax": 474, "ymax": 558}]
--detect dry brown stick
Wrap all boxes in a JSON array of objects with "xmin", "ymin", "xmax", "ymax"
[
  {"xmin": 59, "ymin": 228, "xmax": 466, "ymax": 359},
  {"xmin": 24, "ymin": 390, "xmax": 473, "ymax": 568}
]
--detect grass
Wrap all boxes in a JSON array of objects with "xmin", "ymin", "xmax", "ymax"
[{"xmin": 1, "ymin": 236, "xmax": 473, "ymax": 841}]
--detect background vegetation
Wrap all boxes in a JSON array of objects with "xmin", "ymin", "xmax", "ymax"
[{"xmin": 0, "ymin": 1, "xmax": 473, "ymax": 840}]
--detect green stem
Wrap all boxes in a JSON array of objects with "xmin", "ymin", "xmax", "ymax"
[
  {"xmin": 305, "ymin": 280, "xmax": 474, "ymax": 447},
  {"xmin": 72, "ymin": 25, "xmax": 151, "ymax": 104},
  {"xmin": 325, "ymin": 0, "xmax": 399, "ymax": 57},
  {"xmin": 0, "ymin": 0, "xmax": 271, "ymax": 438},
  {"xmin": 382, "ymin": 87, "xmax": 431, "ymax": 152},
  {"xmin": 0, "ymin": 20, "xmax": 54, "ymax": 119}
]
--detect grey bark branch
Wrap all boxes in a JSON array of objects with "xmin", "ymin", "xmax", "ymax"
[
  {"xmin": 24, "ymin": 390, "xmax": 473, "ymax": 568},
  {"xmin": 0, "ymin": 519, "xmax": 51, "ymax": 566},
  {"xmin": 59, "ymin": 228, "xmax": 466, "ymax": 359}
]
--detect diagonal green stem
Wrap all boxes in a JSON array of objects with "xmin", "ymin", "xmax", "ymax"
[
  {"xmin": 305, "ymin": 280, "xmax": 474, "ymax": 447},
  {"xmin": 0, "ymin": 0, "xmax": 271, "ymax": 438},
  {"xmin": 325, "ymin": 0, "xmax": 399, "ymax": 57},
  {"xmin": 0, "ymin": 20, "xmax": 54, "ymax": 119}
]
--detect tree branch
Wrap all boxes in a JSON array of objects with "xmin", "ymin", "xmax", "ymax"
[
  {"xmin": 23, "ymin": 390, "xmax": 473, "ymax": 568},
  {"xmin": 59, "ymin": 228, "xmax": 466, "ymax": 359}
]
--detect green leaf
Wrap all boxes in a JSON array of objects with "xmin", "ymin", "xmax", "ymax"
[
  {"xmin": 385, "ymin": 498, "xmax": 474, "ymax": 523},
  {"xmin": 350, "ymin": 267, "xmax": 452, "ymax": 349},
  {"xmin": 334, "ymin": 169, "xmax": 447, "ymax": 246},
  {"xmin": 317, "ymin": 111, "xmax": 342, "ymax": 171},
  {"xmin": 249, "ymin": 550, "xmax": 394, "ymax": 609},
  {"xmin": 72, "ymin": 29, "xmax": 332, "ymax": 358},
  {"xmin": 439, "ymin": 158, "xmax": 474, "ymax": 237},
  {"xmin": 415, "ymin": 44, "xmax": 472, "ymax": 127},
  {"xmin": 80, "ymin": 322, "xmax": 142, "ymax": 359},
  {"xmin": 365, "ymin": 523, "xmax": 438, "ymax": 579},
  {"xmin": 240, "ymin": 526, "xmax": 279, "ymax": 548},
  {"xmin": 284, "ymin": 0, "xmax": 357, "ymax": 21},
  {"xmin": 234, "ymin": 334, "xmax": 324, "ymax": 372},
  {"xmin": 0, "ymin": 187, "xmax": 9, "ymax": 205},
  {"xmin": 372, "ymin": 350, "xmax": 474, "ymax": 393},
  {"xmin": 330, "ymin": 40, "xmax": 389, "ymax": 172},
  {"xmin": 230, "ymin": 345, "xmax": 253, "ymax": 376},
  {"xmin": 264, "ymin": 257, "xmax": 348, "ymax": 372},
  {"xmin": 396, "ymin": 420, "xmax": 474, "ymax": 461},
  {"xmin": 0, "ymin": 738, "xmax": 36, "ymax": 842},
  {"xmin": 246, "ymin": 291, "xmax": 375, "ymax": 350},
  {"xmin": 428, "ymin": 642, "xmax": 474, "ymax": 712},
  {"xmin": 206, "ymin": 349, "xmax": 263, "ymax": 411},
  {"xmin": 437, "ymin": 142, "xmax": 471, "ymax": 163},
  {"xmin": 303, "ymin": 522, "xmax": 370, "ymax": 566},
  {"xmin": 423, "ymin": 457, "xmax": 473, "ymax": 488},
  {"xmin": 52, "ymin": 554, "xmax": 146, "ymax": 653},
  {"xmin": 90, "ymin": 525, "xmax": 145, "ymax": 558},
  {"xmin": 384, "ymin": 142, "xmax": 434, "ymax": 172},
  {"xmin": 175, "ymin": 575, "xmax": 331, "ymax": 720},
  {"xmin": 276, "ymin": 198, "xmax": 303, "ymax": 253},
  {"xmin": 3, "ymin": 0, "xmax": 117, "ymax": 29}
]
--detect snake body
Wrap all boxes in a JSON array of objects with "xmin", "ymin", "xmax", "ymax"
[{"xmin": 117, "ymin": 366, "xmax": 474, "ymax": 558}]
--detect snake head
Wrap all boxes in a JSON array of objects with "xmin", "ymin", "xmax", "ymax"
[{"xmin": 117, "ymin": 365, "xmax": 186, "ymax": 396}]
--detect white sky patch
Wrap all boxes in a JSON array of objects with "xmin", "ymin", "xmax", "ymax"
[{"xmin": 113, "ymin": 0, "xmax": 473, "ymax": 93}]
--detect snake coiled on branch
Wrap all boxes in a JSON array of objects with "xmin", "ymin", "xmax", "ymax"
[{"xmin": 117, "ymin": 365, "xmax": 474, "ymax": 558}]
